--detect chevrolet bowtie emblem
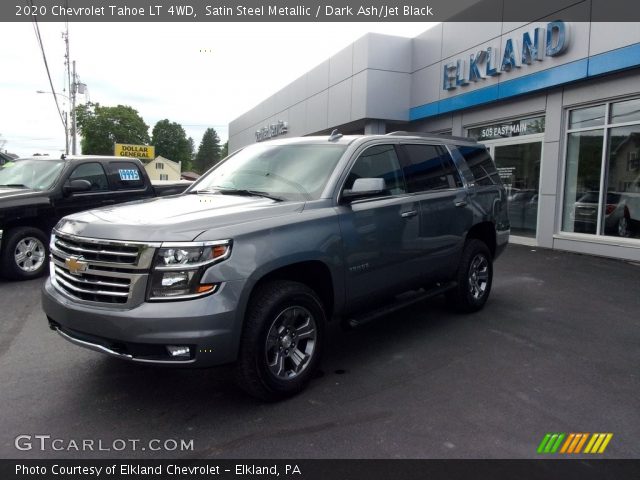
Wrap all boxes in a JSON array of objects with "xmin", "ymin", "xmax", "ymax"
[{"xmin": 65, "ymin": 256, "xmax": 88, "ymax": 275}]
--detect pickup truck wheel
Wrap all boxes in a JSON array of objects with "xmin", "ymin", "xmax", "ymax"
[
  {"xmin": 446, "ymin": 239, "xmax": 493, "ymax": 313},
  {"xmin": 1, "ymin": 227, "xmax": 49, "ymax": 280},
  {"xmin": 235, "ymin": 280, "xmax": 325, "ymax": 401}
]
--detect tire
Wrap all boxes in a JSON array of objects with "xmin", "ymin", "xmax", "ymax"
[
  {"xmin": 617, "ymin": 215, "xmax": 631, "ymax": 238},
  {"xmin": 0, "ymin": 227, "xmax": 49, "ymax": 280},
  {"xmin": 235, "ymin": 280, "xmax": 325, "ymax": 401},
  {"xmin": 446, "ymin": 239, "xmax": 493, "ymax": 313}
]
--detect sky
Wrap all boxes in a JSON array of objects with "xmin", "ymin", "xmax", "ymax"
[{"xmin": 0, "ymin": 22, "xmax": 435, "ymax": 158}]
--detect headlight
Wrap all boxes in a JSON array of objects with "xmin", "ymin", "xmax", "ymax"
[{"xmin": 148, "ymin": 240, "xmax": 231, "ymax": 301}]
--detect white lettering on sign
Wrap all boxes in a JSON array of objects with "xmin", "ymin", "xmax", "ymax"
[
  {"xmin": 443, "ymin": 21, "xmax": 570, "ymax": 90},
  {"xmin": 255, "ymin": 120, "xmax": 289, "ymax": 142}
]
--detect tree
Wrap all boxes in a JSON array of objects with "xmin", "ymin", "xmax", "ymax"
[
  {"xmin": 151, "ymin": 119, "xmax": 191, "ymax": 167},
  {"xmin": 187, "ymin": 137, "xmax": 196, "ymax": 170},
  {"xmin": 220, "ymin": 141, "xmax": 228, "ymax": 159},
  {"xmin": 194, "ymin": 128, "xmax": 221, "ymax": 173},
  {"xmin": 75, "ymin": 102, "xmax": 150, "ymax": 155}
]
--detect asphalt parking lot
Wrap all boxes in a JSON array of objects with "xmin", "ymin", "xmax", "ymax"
[{"xmin": 0, "ymin": 244, "xmax": 638, "ymax": 459}]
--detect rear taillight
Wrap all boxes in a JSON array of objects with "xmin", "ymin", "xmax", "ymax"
[{"xmin": 605, "ymin": 204, "xmax": 616, "ymax": 215}]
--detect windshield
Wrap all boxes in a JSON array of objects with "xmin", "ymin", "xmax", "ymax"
[
  {"xmin": 192, "ymin": 143, "xmax": 347, "ymax": 201},
  {"xmin": 0, "ymin": 160, "xmax": 65, "ymax": 190}
]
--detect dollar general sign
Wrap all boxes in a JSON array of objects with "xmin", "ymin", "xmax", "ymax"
[{"xmin": 114, "ymin": 143, "xmax": 155, "ymax": 160}]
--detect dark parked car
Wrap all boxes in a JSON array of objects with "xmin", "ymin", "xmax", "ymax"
[
  {"xmin": 43, "ymin": 133, "xmax": 509, "ymax": 400},
  {"xmin": 0, "ymin": 155, "xmax": 190, "ymax": 280}
]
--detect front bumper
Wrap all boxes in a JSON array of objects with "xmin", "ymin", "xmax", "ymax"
[{"xmin": 42, "ymin": 277, "xmax": 247, "ymax": 367}]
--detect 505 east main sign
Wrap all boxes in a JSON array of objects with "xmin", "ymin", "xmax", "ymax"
[{"xmin": 443, "ymin": 21, "xmax": 570, "ymax": 90}]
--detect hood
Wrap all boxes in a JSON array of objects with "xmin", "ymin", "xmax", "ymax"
[
  {"xmin": 0, "ymin": 188, "xmax": 50, "ymax": 218},
  {"xmin": 0, "ymin": 187, "xmax": 44, "ymax": 201},
  {"xmin": 55, "ymin": 193, "xmax": 305, "ymax": 242}
]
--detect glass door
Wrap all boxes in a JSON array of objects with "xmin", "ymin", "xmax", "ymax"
[{"xmin": 489, "ymin": 139, "xmax": 543, "ymax": 238}]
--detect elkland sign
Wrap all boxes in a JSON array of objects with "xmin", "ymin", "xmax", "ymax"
[{"xmin": 443, "ymin": 21, "xmax": 569, "ymax": 90}]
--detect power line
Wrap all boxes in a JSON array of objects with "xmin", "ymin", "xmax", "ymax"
[{"xmin": 30, "ymin": 2, "xmax": 66, "ymax": 131}]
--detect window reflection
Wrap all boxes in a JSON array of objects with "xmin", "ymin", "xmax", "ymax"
[
  {"xmin": 563, "ymin": 130, "xmax": 603, "ymax": 234},
  {"xmin": 605, "ymin": 125, "xmax": 640, "ymax": 238}
]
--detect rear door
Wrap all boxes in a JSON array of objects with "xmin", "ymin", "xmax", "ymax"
[
  {"xmin": 337, "ymin": 144, "xmax": 422, "ymax": 306},
  {"xmin": 104, "ymin": 161, "xmax": 154, "ymax": 203},
  {"xmin": 397, "ymin": 143, "xmax": 472, "ymax": 281}
]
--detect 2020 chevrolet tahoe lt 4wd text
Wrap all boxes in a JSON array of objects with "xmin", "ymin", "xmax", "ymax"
[{"xmin": 42, "ymin": 132, "xmax": 509, "ymax": 400}]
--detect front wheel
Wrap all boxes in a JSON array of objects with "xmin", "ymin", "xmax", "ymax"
[
  {"xmin": 0, "ymin": 227, "xmax": 49, "ymax": 280},
  {"xmin": 235, "ymin": 280, "xmax": 325, "ymax": 401},
  {"xmin": 446, "ymin": 239, "xmax": 493, "ymax": 313}
]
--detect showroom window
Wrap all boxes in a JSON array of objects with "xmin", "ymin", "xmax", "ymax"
[{"xmin": 562, "ymin": 98, "xmax": 640, "ymax": 239}]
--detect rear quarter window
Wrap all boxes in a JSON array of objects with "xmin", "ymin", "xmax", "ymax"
[
  {"xmin": 106, "ymin": 161, "xmax": 146, "ymax": 190},
  {"xmin": 457, "ymin": 145, "xmax": 501, "ymax": 186}
]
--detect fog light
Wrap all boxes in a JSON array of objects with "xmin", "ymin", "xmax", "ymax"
[{"xmin": 166, "ymin": 345, "xmax": 191, "ymax": 357}]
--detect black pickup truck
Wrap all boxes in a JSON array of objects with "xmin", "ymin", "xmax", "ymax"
[{"xmin": 0, "ymin": 155, "xmax": 190, "ymax": 280}]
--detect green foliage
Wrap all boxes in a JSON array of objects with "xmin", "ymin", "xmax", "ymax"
[
  {"xmin": 75, "ymin": 102, "xmax": 150, "ymax": 155},
  {"xmin": 151, "ymin": 119, "xmax": 191, "ymax": 168},
  {"xmin": 220, "ymin": 141, "xmax": 228, "ymax": 159},
  {"xmin": 194, "ymin": 128, "xmax": 221, "ymax": 173},
  {"xmin": 187, "ymin": 137, "xmax": 196, "ymax": 170}
]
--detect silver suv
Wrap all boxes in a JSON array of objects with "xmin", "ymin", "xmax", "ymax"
[{"xmin": 42, "ymin": 132, "xmax": 510, "ymax": 400}]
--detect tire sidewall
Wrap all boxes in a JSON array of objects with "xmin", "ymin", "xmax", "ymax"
[
  {"xmin": 243, "ymin": 282, "xmax": 325, "ymax": 398},
  {"xmin": 462, "ymin": 242, "xmax": 493, "ymax": 310},
  {"xmin": 1, "ymin": 227, "xmax": 49, "ymax": 280}
]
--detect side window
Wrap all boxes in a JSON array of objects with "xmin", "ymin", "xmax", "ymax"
[
  {"xmin": 344, "ymin": 144, "xmax": 406, "ymax": 195},
  {"xmin": 400, "ymin": 144, "xmax": 459, "ymax": 192},
  {"xmin": 458, "ymin": 145, "xmax": 500, "ymax": 186},
  {"xmin": 69, "ymin": 162, "xmax": 108, "ymax": 191},
  {"xmin": 440, "ymin": 152, "xmax": 464, "ymax": 189},
  {"xmin": 105, "ymin": 162, "xmax": 145, "ymax": 190}
]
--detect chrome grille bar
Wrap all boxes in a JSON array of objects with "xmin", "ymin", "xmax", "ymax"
[{"xmin": 50, "ymin": 231, "xmax": 159, "ymax": 307}]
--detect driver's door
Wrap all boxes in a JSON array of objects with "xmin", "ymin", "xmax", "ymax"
[
  {"xmin": 336, "ymin": 144, "xmax": 422, "ymax": 308},
  {"xmin": 54, "ymin": 162, "xmax": 116, "ymax": 220}
]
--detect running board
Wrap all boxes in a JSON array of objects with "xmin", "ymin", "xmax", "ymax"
[{"xmin": 347, "ymin": 281, "xmax": 457, "ymax": 328}]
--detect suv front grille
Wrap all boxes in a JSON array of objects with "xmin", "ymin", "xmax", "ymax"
[
  {"xmin": 50, "ymin": 232, "xmax": 159, "ymax": 307},
  {"xmin": 53, "ymin": 236, "xmax": 139, "ymax": 265}
]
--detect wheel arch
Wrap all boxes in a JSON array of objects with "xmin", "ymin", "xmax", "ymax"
[{"xmin": 466, "ymin": 221, "xmax": 497, "ymax": 258}]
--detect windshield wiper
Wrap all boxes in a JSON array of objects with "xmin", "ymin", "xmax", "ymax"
[
  {"xmin": 215, "ymin": 188, "xmax": 284, "ymax": 202},
  {"xmin": 0, "ymin": 184, "xmax": 28, "ymax": 188}
]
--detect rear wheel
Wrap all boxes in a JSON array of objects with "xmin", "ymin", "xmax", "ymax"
[
  {"xmin": 235, "ymin": 280, "xmax": 325, "ymax": 401},
  {"xmin": 1, "ymin": 227, "xmax": 49, "ymax": 280},
  {"xmin": 618, "ymin": 215, "xmax": 631, "ymax": 238},
  {"xmin": 446, "ymin": 239, "xmax": 493, "ymax": 313}
]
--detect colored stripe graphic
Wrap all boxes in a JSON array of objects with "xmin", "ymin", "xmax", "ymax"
[
  {"xmin": 574, "ymin": 433, "xmax": 589, "ymax": 453},
  {"xmin": 537, "ymin": 433, "xmax": 565, "ymax": 453},
  {"xmin": 539, "ymin": 433, "xmax": 613, "ymax": 454},
  {"xmin": 585, "ymin": 433, "xmax": 614, "ymax": 453}
]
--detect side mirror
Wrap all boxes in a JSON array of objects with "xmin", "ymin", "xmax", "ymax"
[
  {"xmin": 63, "ymin": 179, "xmax": 92, "ymax": 195},
  {"xmin": 342, "ymin": 178, "xmax": 386, "ymax": 201}
]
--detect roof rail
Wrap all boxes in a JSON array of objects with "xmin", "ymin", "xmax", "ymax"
[{"xmin": 386, "ymin": 131, "xmax": 473, "ymax": 143}]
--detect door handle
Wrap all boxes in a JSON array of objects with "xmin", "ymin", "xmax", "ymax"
[
  {"xmin": 400, "ymin": 210, "xmax": 418, "ymax": 218},
  {"xmin": 455, "ymin": 200, "xmax": 468, "ymax": 208}
]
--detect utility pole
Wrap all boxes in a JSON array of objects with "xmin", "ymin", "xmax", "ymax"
[
  {"xmin": 71, "ymin": 60, "xmax": 77, "ymax": 155},
  {"xmin": 63, "ymin": 26, "xmax": 72, "ymax": 155}
]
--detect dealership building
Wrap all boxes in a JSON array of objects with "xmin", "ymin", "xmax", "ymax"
[{"xmin": 229, "ymin": 15, "xmax": 640, "ymax": 261}]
